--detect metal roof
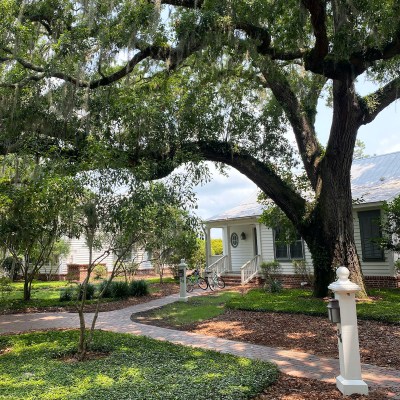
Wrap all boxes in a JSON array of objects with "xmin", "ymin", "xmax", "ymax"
[{"xmin": 206, "ymin": 151, "xmax": 400, "ymax": 222}]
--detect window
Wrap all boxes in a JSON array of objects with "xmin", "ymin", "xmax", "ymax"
[
  {"xmin": 274, "ymin": 228, "xmax": 304, "ymax": 260},
  {"xmin": 358, "ymin": 210, "xmax": 384, "ymax": 261}
]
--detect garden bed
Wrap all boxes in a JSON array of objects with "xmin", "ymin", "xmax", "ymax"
[{"xmin": 0, "ymin": 330, "xmax": 278, "ymax": 400}]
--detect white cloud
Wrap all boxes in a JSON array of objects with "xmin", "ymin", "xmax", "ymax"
[{"xmin": 194, "ymin": 162, "xmax": 257, "ymax": 220}]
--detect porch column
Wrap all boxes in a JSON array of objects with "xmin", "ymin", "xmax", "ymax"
[
  {"xmin": 204, "ymin": 226, "xmax": 212, "ymax": 268},
  {"xmin": 222, "ymin": 225, "xmax": 232, "ymax": 272},
  {"xmin": 256, "ymin": 223, "xmax": 263, "ymax": 262}
]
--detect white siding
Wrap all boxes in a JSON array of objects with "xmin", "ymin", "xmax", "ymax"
[
  {"xmin": 259, "ymin": 225, "xmax": 313, "ymax": 275},
  {"xmin": 230, "ymin": 226, "xmax": 257, "ymax": 271},
  {"xmin": 131, "ymin": 247, "xmax": 152, "ymax": 270},
  {"xmin": 260, "ymin": 225, "xmax": 275, "ymax": 261},
  {"xmin": 60, "ymin": 237, "xmax": 114, "ymax": 274}
]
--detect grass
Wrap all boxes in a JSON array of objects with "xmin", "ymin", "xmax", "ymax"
[
  {"xmin": 0, "ymin": 279, "xmax": 176, "ymax": 313},
  {"xmin": 0, "ymin": 330, "xmax": 278, "ymax": 400},
  {"xmin": 226, "ymin": 288, "xmax": 400, "ymax": 324},
  {"xmin": 134, "ymin": 291, "xmax": 240, "ymax": 326},
  {"xmin": 159, "ymin": 291, "xmax": 241, "ymax": 325},
  {"xmin": 134, "ymin": 288, "xmax": 400, "ymax": 326}
]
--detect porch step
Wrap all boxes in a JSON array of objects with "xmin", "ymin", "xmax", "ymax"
[{"xmin": 221, "ymin": 273, "xmax": 260, "ymax": 286}]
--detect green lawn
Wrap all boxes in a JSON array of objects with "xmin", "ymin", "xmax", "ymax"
[
  {"xmin": 133, "ymin": 291, "xmax": 240, "ymax": 326},
  {"xmin": 133, "ymin": 288, "xmax": 400, "ymax": 326},
  {"xmin": 0, "ymin": 330, "xmax": 278, "ymax": 400},
  {"xmin": 226, "ymin": 288, "xmax": 400, "ymax": 324},
  {"xmin": 0, "ymin": 279, "xmax": 177, "ymax": 313}
]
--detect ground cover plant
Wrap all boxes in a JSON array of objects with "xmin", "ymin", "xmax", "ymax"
[
  {"xmin": 0, "ymin": 330, "xmax": 278, "ymax": 400},
  {"xmin": 226, "ymin": 288, "xmax": 400, "ymax": 324}
]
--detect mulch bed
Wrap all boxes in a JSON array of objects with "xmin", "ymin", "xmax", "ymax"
[
  {"xmin": 132, "ymin": 293, "xmax": 400, "ymax": 399},
  {"xmin": 254, "ymin": 373, "xmax": 392, "ymax": 399},
  {"xmin": 5, "ymin": 285, "xmax": 399, "ymax": 398},
  {"xmin": 178, "ymin": 309, "xmax": 400, "ymax": 370}
]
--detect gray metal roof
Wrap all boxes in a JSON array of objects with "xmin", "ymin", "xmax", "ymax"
[
  {"xmin": 351, "ymin": 152, "xmax": 400, "ymax": 203},
  {"xmin": 206, "ymin": 151, "xmax": 400, "ymax": 222}
]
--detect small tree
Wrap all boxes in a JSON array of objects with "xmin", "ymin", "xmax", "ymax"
[
  {"xmin": 381, "ymin": 196, "xmax": 400, "ymax": 253},
  {"xmin": 146, "ymin": 207, "xmax": 200, "ymax": 283},
  {"xmin": 71, "ymin": 179, "xmax": 196, "ymax": 360},
  {"xmin": 44, "ymin": 239, "xmax": 70, "ymax": 281},
  {"xmin": 211, "ymin": 239, "xmax": 223, "ymax": 256},
  {"xmin": 0, "ymin": 159, "xmax": 83, "ymax": 300}
]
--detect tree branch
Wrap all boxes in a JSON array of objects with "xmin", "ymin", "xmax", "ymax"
[
  {"xmin": 194, "ymin": 141, "xmax": 307, "ymax": 225},
  {"xmin": 128, "ymin": 140, "xmax": 307, "ymax": 225},
  {"xmin": 2, "ymin": 35, "xmax": 203, "ymax": 88},
  {"xmin": 151, "ymin": 0, "xmax": 204, "ymax": 8},
  {"xmin": 259, "ymin": 65, "xmax": 323, "ymax": 190},
  {"xmin": 358, "ymin": 77, "xmax": 400, "ymax": 126},
  {"xmin": 301, "ymin": 0, "xmax": 329, "ymax": 62}
]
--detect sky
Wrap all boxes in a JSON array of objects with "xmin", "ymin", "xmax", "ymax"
[{"xmin": 193, "ymin": 81, "xmax": 400, "ymax": 227}]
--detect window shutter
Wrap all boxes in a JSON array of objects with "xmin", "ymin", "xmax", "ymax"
[{"xmin": 358, "ymin": 210, "xmax": 384, "ymax": 261}]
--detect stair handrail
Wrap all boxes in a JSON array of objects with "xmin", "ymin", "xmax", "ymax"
[
  {"xmin": 240, "ymin": 255, "xmax": 260, "ymax": 285},
  {"xmin": 206, "ymin": 255, "xmax": 228, "ymax": 276}
]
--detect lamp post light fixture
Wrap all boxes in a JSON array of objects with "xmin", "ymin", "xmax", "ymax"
[
  {"xmin": 240, "ymin": 232, "xmax": 246, "ymax": 240},
  {"xmin": 327, "ymin": 298, "xmax": 341, "ymax": 323},
  {"xmin": 328, "ymin": 266, "xmax": 368, "ymax": 396},
  {"xmin": 178, "ymin": 259, "xmax": 188, "ymax": 302}
]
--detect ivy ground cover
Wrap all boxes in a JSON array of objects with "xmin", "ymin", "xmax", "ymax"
[{"xmin": 0, "ymin": 330, "xmax": 278, "ymax": 400}]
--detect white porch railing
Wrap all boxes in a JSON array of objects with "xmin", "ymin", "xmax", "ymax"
[
  {"xmin": 240, "ymin": 255, "xmax": 260, "ymax": 285},
  {"xmin": 206, "ymin": 255, "xmax": 229, "ymax": 276}
]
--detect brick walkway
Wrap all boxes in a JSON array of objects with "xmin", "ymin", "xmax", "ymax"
[{"xmin": 1, "ymin": 291, "xmax": 399, "ymax": 397}]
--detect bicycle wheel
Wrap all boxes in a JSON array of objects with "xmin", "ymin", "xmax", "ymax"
[
  {"xmin": 186, "ymin": 282, "xmax": 194, "ymax": 292},
  {"xmin": 208, "ymin": 278, "xmax": 216, "ymax": 291},
  {"xmin": 216, "ymin": 277, "xmax": 225, "ymax": 289},
  {"xmin": 198, "ymin": 277, "xmax": 207, "ymax": 290}
]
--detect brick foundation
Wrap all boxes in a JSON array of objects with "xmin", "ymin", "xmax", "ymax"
[
  {"xmin": 66, "ymin": 264, "xmax": 107, "ymax": 282},
  {"xmin": 266, "ymin": 274, "xmax": 400, "ymax": 289},
  {"xmin": 364, "ymin": 275, "xmax": 400, "ymax": 289}
]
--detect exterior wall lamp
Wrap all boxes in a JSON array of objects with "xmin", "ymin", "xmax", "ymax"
[
  {"xmin": 240, "ymin": 232, "xmax": 246, "ymax": 240},
  {"xmin": 327, "ymin": 298, "xmax": 341, "ymax": 323}
]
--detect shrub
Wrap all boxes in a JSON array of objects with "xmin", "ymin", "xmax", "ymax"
[
  {"xmin": 59, "ymin": 287, "xmax": 76, "ymax": 302},
  {"xmin": 98, "ymin": 280, "xmax": 113, "ymax": 298},
  {"xmin": 92, "ymin": 264, "xmax": 107, "ymax": 280},
  {"xmin": 260, "ymin": 261, "xmax": 282, "ymax": 293},
  {"xmin": 1, "ymin": 256, "xmax": 22, "ymax": 281},
  {"xmin": 292, "ymin": 259, "xmax": 314, "ymax": 286},
  {"xmin": 0, "ymin": 277, "xmax": 12, "ymax": 300},
  {"xmin": 110, "ymin": 281, "xmax": 130, "ymax": 299},
  {"xmin": 129, "ymin": 280, "xmax": 150, "ymax": 297},
  {"xmin": 77, "ymin": 283, "xmax": 96, "ymax": 300},
  {"xmin": 395, "ymin": 259, "xmax": 400, "ymax": 275},
  {"xmin": 268, "ymin": 279, "xmax": 283, "ymax": 293}
]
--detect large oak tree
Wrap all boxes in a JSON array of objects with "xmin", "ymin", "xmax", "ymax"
[{"xmin": 1, "ymin": 0, "xmax": 400, "ymax": 296}]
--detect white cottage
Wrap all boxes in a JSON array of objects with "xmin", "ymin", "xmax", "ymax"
[
  {"xmin": 204, "ymin": 152, "xmax": 400, "ymax": 289},
  {"xmin": 38, "ymin": 239, "xmax": 153, "ymax": 281}
]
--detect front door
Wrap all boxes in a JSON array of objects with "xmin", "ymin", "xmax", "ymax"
[{"xmin": 253, "ymin": 227, "xmax": 258, "ymax": 256}]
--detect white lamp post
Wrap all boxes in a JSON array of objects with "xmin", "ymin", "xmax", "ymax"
[
  {"xmin": 328, "ymin": 266, "xmax": 368, "ymax": 396},
  {"xmin": 178, "ymin": 259, "xmax": 188, "ymax": 302}
]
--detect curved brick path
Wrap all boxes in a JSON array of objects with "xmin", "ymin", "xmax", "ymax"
[{"xmin": 0, "ymin": 291, "xmax": 399, "ymax": 398}]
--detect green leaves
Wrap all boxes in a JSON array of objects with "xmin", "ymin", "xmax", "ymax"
[
  {"xmin": 0, "ymin": 330, "xmax": 278, "ymax": 400},
  {"xmin": 381, "ymin": 195, "xmax": 400, "ymax": 252}
]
